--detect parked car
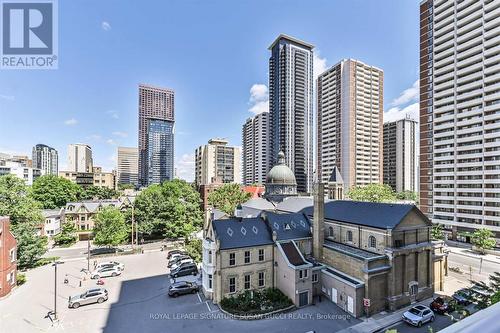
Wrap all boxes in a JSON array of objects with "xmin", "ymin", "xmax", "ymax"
[
  {"xmin": 402, "ymin": 305, "xmax": 434, "ymax": 327},
  {"xmin": 168, "ymin": 255, "xmax": 191, "ymax": 268},
  {"xmin": 167, "ymin": 249, "xmax": 187, "ymax": 259},
  {"xmin": 68, "ymin": 288, "xmax": 108, "ymax": 309},
  {"xmin": 429, "ymin": 296, "xmax": 455, "ymax": 314},
  {"xmin": 168, "ymin": 281, "xmax": 199, "ymax": 297},
  {"xmin": 170, "ymin": 263, "xmax": 198, "ymax": 278},
  {"xmin": 96, "ymin": 261, "xmax": 125, "ymax": 271},
  {"xmin": 91, "ymin": 266, "xmax": 122, "ymax": 279},
  {"xmin": 452, "ymin": 288, "xmax": 472, "ymax": 305},
  {"xmin": 170, "ymin": 259, "xmax": 195, "ymax": 271},
  {"xmin": 87, "ymin": 247, "xmax": 124, "ymax": 256}
]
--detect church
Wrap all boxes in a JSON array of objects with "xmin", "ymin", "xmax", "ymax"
[{"xmin": 201, "ymin": 153, "xmax": 447, "ymax": 317}]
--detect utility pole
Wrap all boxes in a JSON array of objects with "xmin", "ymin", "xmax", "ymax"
[
  {"xmin": 134, "ymin": 204, "xmax": 138, "ymax": 248},
  {"xmin": 52, "ymin": 261, "xmax": 64, "ymax": 320},
  {"xmin": 131, "ymin": 206, "xmax": 135, "ymax": 249},
  {"xmin": 87, "ymin": 237, "xmax": 90, "ymax": 272}
]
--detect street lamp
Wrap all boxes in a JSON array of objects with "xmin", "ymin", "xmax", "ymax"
[{"xmin": 51, "ymin": 260, "xmax": 64, "ymax": 320}]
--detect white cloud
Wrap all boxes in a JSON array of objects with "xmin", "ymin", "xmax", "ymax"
[
  {"xmin": 384, "ymin": 102, "xmax": 419, "ymax": 123},
  {"xmin": 106, "ymin": 110, "xmax": 119, "ymax": 119},
  {"xmin": 248, "ymin": 83, "xmax": 269, "ymax": 115},
  {"xmin": 106, "ymin": 138, "xmax": 118, "ymax": 145},
  {"xmin": 313, "ymin": 50, "xmax": 328, "ymax": 80},
  {"xmin": 102, "ymin": 21, "xmax": 111, "ymax": 31},
  {"xmin": 0, "ymin": 94, "xmax": 15, "ymax": 101},
  {"xmin": 390, "ymin": 80, "xmax": 419, "ymax": 107},
  {"xmin": 112, "ymin": 131, "xmax": 128, "ymax": 138},
  {"xmin": 175, "ymin": 153, "xmax": 195, "ymax": 182},
  {"xmin": 64, "ymin": 118, "xmax": 78, "ymax": 126},
  {"xmin": 87, "ymin": 134, "xmax": 102, "ymax": 140}
]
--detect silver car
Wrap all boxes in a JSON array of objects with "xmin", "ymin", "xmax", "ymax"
[
  {"xmin": 91, "ymin": 266, "xmax": 121, "ymax": 279},
  {"xmin": 68, "ymin": 288, "xmax": 108, "ymax": 309},
  {"xmin": 402, "ymin": 305, "xmax": 434, "ymax": 327}
]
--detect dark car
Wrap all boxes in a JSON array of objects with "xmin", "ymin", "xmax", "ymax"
[
  {"xmin": 168, "ymin": 281, "xmax": 199, "ymax": 297},
  {"xmin": 167, "ymin": 249, "xmax": 187, "ymax": 259},
  {"xmin": 170, "ymin": 263, "xmax": 198, "ymax": 278},
  {"xmin": 452, "ymin": 289, "xmax": 472, "ymax": 305},
  {"xmin": 429, "ymin": 296, "xmax": 454, "ymax": 314},
  {"xmin": 86, "ymin": 247, "xmax": 124, "ymax": 256},
  {"xmin": 168, "ymin": 255, "xmax": 191, "ymax": 268}
]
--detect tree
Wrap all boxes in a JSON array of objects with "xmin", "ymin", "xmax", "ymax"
[
  {"xmin": 395, "ymin": 191, "xmax": 419, "ymax": 203},
  {"xmin": 347, "ymin": 184, "xmax": 396, "ymax": 203},
  {"xmin": 431, "ymin": 224, "xmax": 445, "ymax": 241},
  {"xmin": 93, "ymin": 206, "xmax": 129, "ymax": 247},
  {"xmin": 80, "ymin": 185, "xmax": 119, "ymax": 200},
  {"xmin": 207, "ymin": 183, "xmax": 251, "ymax": 215},
  {"xmin": 118, "ymin": 183, "xmax": 135, "ymax": 190},
  {"xmin": 134, "ymin": 179, "xmax": 203, "ymax": 239},
  {"xmin": 31, "ymin": 175, "xmax": 81, "ymax": 209},
  {"xmin": 0, "ymin": 175, "xmax": 46, "ymax": 268},
  {"xmin": 54, "ymin": 222, "xmax": 77, "ymax": 246},
  {"xmin": 469, "ymin": 272, "xmax": 500, "ymax": 309},
  {"xmin": 185, "ymin": 238, "xmax": 202, "ymax": 263},
  {"xmin": 470, "ymin": 229, "xmax": 496, "ymax": 254}
]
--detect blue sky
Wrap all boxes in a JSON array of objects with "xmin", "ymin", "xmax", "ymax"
[{"xmin": 0, "ymin": 0, "xmax": 420, "ymax": 181}]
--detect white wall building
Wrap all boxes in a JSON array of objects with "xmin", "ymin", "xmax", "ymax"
[
  {"xmin": 67, "ymin": 144, "xmax": 93, "ymax": 173},
  {"xmin": 0, "ymin": 161, "xmax": 42, "ymax": 185},
  {"xmin": 41, "ymin": 209, "xmax": 63, "ymax": 237},
  {"xmin": 32, "ymin": 144, "xmax": 58, "ymax": 175}
]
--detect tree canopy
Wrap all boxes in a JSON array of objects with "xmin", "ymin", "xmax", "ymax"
[
  {"xmin": 470, "ymin": 229, "xmax": 496, "ymax": 254},
  {"xmin": 134, "ymin": 179, "xmax": 203, "ymax": 239},
  {"xmin": 80, "ymin": 185, "xmax": 119, "ymax": 201},
  {"xmin": 347, "ymin": 184, "xmax": 396, "ymax": 203},
  {"xmin": 93, "ymin": 206, "xmax": 129, "ymax": 247},
  {"xmin": 31, "ymin": 175, "xmax": 82, "ymax": 209},
  {"xmin": 207, "ymin": 183, "xmax": 251, "ymax": 215}
]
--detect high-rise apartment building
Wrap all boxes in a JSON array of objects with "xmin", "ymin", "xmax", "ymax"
[
  {"xmin": 420, "ymin": 0, "xmax": 500, "ymax": 242},
  {"xmin": 383, "ymin": 118, "xmax": 418, "ymax": 193},
  {"xmin": 32, "ymin": 144, "xmax": 58, "ymax": 175},
  {"xmin": 195, "ymin": 139, "xmax": 241, "ymax": 186},
  {"xmin": 268, "ymin": 34, "xmax": 314, "ymax": 193},
  {"xmin": 67, "ymin": 144, "xmax": 93, "ymax": 173},
  {"xmin": 138, "ymin": 84, "xmax": 175, "ymax": 186},
  {"xmin": 317, "ymin": 59, "xmax": 384, "ymax": 190},
  {"xmin": 117, "ymin": 147, "xmax": 138, "ymax": 186},
  {"xmin": 242, "ymin": 111, "xmax": 270, "ymax": 185}
]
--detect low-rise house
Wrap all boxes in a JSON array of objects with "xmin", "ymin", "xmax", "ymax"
[
  {"xmin": 0, "ymin": 217, "xmax": 17, "ymax": 298},
  {"xmin": 41, "ymin": 208, "xmax": 64, "ymax": 238}
]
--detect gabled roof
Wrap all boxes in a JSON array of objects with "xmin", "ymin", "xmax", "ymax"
[
  {"xmin": 275, "ymin": 196, "xmax": 332, "ymax": 213},
  {"xmin": 262, "ymin": 211, "xmax": 311, "ymax": 241},
  {"xmin": 279, "ymin": 241, "xmax": 307, "ymax": 266},
  {"xmin": 212, "ymin": 217, "xmax": 274, "ymax": 250},
  {"xmin": 302, "ymin": 200, "xmax": 426, "ymax": 230},
  {"xmin": 65, "ymin": 200, "xmax": 122, "ymax": 213},
  {"xmin": 328, "ymin": 166, "xmax": 343, "ymax": 184}
]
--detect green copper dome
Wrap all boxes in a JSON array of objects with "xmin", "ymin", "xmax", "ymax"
[{"xmin": 266, "ymin": 151, "xmax": 297, "ymax": 185}]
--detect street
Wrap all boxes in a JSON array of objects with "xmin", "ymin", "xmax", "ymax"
[{"xmin": 381, "ymin": 314, "xmax": 455, "ymax": 333}]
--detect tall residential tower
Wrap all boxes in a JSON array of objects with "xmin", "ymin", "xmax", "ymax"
[
  {"xmin": 32, "ymin": 144, "xmax": 58, "ymax": 175},
  {"xmin": 195, "ymin": 139, "xmax": 241, "ymax": 186},
  {"xmin": 67, "ymin": 144, "xmax": 93, "ymax": 173},
  {"xmin": 242, "ymin": 111, "xmax": 271, "ymax": 185},
  {"xmin": 117, "ymin": 147, "xmax": 139, "ymax": 187}
]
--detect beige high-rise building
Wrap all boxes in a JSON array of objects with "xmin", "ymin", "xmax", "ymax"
[
  {"xmin": 242, "ymin": 112, "xmax": 271, "ymax": 185},
  {"xmin": 317, "ymin": 59, "xmax": 384, "ymax": 190},
  {"xmin": 92, "ymin": 167, "xmax": 116, "ymax": 190},
  {"xmin": 117, "ymin": 147, "xmax": 138, "ymax": 186},
  {"xmin": 195, "ymin": 139, "xmax": 241, "ymax": 186},
  {"xmin": 67, "ymin": 144, "xmax": 93, "ymax": 173},
  {"xmin": 420, "ymin": 0, "xmax": 500, "ymax": 243}
]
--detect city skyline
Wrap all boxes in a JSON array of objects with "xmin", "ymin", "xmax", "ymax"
[{"xmin": 0, "ymin": 1, "xmax": 421, "ymax": 181}]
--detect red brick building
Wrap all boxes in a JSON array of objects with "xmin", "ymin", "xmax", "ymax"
[{"xmin": 0, "ymin": 216, "xmax": 17, "ymax": 298}]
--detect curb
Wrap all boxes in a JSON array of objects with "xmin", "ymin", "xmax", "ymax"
[{"xmin": 448, "ymin": 250, "xmax": 500, "ymax": 265}]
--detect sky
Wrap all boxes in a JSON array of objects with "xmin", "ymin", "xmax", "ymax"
[{"xmin": 0, "ymin": 0, "xmax": 420, "ymax": 181}]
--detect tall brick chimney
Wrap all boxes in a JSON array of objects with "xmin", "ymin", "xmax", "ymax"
[{"xmin": 312, "ymin": 183, "xmax": 324, "ymax": 260}]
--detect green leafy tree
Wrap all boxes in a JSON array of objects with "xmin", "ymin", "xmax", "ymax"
[
  {"xmin": 207, "ymin": 183, "xmax": 251, "ymax": 215},
  {"xmin": 347, "ymin": 184, "xmax": 396, "ymax": 203},
  {"xmin": 118, "ymin": 183, "xmax": 135, "ymax": 190},
  {"xmin": 0, "ymin": 175, "xmax": 46, "ymax": 268},
  {"xmin": 93, "ymin": 206, "xmax": 129, "ymax": 247},
  {"xmin": 396, "ymin": 191, "xmax": 419, "ymax": 203},
  {"xmin": 431, "ymin": 224, "xmax": 445, "ymax": 241},
  {"xmin": 53, "ymin": 222, "xmax": 77, "ymax": 246},
  {"xmin": 185, "ymin": 238, "xmax": 202, "ymax": 263},
  {"xmin": 470, "ymin": 229, "xmax": 496, "ymax": 254},
  {"xmin": 469, "ymin": 272, "xmax": 500, "ymax": 309},
  {"xmin": 31, "ymin": 175, "xmax": 82, "ymax": 209},
  {"xmin": 80, "ymin": 185, "xmax": 119, "ymax": 200},
  {"xmin": 134, "ymin": 179, "xmax": 203, "ymax": 239}
]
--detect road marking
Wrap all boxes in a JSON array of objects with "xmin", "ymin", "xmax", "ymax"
[
  {"xmin": 205, "ymin": 301, "xmax": 211, "ymax": 312},
  {"xmin": 197, "ymin": 292, "xmax": 202, "ymax": 303}
]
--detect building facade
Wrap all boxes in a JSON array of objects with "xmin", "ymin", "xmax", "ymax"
[
  {"xmin": 41, "ymin": 208, "xmax": 64, "ymax": 238},
  {"xmin": 32, "ymin": 144, "xmax": 58, "ymax": 175},
  {"xmin": 0, "ymin": 161, "xmax": 42, "ymax": 185},
  {"xmin": 195, "ymin": 139, "xmax": 241, "ymax": 186},
  {"xmin": 242, "ymin": 111, "xmax": 271, "ymax": 186},
  {"xmin": 419, "ymin": 0, "xmax": 500, "ymax": 243},
  {"xmin": 269, "ymin": 34, "xmax": 314, "ymax": 194},
  {"xmin": 68, "ymin": 144, "xmax": 93, "ymax": 173},
  {"xmin": 92, "ymin": 167, "xmax": 116, "ymax": 190},
  {"xmin": 117, "ymin": 147, "xmax": 138, "ymax": 187},
  {"xmin": 383, "ymin": 118, "xmax": 418, "ymax": 193},
  {"xmin": 317, "ymin": 59, "xmax": 384, "ymax": 190},
  {"xmin": 138, "ymin": 84, "xmax": 175, "ymax": 186},
  {"xmin": 0, "ymin": 217, "xmax": 17, "ymax": 298},
  {"xmin": 58, "ymin": 171, "xmax": 94, "ymax": 188}
]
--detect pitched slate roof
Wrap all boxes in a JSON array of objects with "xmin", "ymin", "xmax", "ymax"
[
  {"xmin": 241, "ymin": 198, "xmax": 275, "ymax": 217},
  {"xmin": 302, "ymin": 200, "xmax": 424, "ymax": 230},
  {"xmin": 212, "ymin": 217, "xmax": 274, "ymax": 250},
  {"xmin": 275, "ymin": 196, "xmax": 332, "ymax": 213},
  {"xmin": 280, "ymin": 241, "xmax": 306, "ymax": 266},
  {"xmin": 328, "ymin": 166, "xmax": 343, "ymax": 183},
  {"xmin": 262, "ymin": 211, "xmax": 311, "ymax": 241}
]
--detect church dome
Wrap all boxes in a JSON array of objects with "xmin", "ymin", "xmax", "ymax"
[{"xmin": 266, "ymin": 151, "xmax": 297, "ymax": 185}]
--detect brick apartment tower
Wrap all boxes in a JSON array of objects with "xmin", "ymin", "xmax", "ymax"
[{"xmin": 0, "ymin": 217, "xmax": 17, "ymax": 298}]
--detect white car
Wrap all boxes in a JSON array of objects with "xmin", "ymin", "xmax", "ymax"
[
  {"xmin": 170, "ymin": 259, "xmax": 194, "ymax": 271},
  {"xmin": 402, "ymin": 305, "xmax": 434, "ymax": 327},
  {"xmin": 96, "ymin": 261, "xmax": 125, "ymax": 271},
  {"xmin": 91, "ymin": 266, "xmax": 122, "ymax": 279}
]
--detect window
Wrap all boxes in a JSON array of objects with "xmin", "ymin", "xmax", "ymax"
[
  {"xmin": 229, "ymin": 277, "xmax": 236, "ymax": 293},
  {"xmin": 299, "ymin": 269, "xmax": 308, "ymax": 279},
  {"xmin": 258, "ymin": 249, "xmax": 264, "ymax": 261},
  {"xmin": 208, "ymin": 250, "xmax": 212, "ymax": 264},
  {"xmin": 258, "ymin": 272, "xmax": 265, "ymax": 287},
  {"xmin": 347, "ymin": 230, "xmax": 353, "ymax": 242},
  {"xmin": 244, "ymin": 274, "xmax": 251, "ymax": 290},
  {"xmin": 369, "ymin": 235, "xmax": 377, "ymax": 248},
  {"xmin": 312, "ymin": 273, "xmax": 318, "ymax": 283},
  {"xmin": 208, "ymin": 274, "xmax": 212, "ymax": 289},
  {"xmin": 244, "ymin": 251, "xmax": 250, "ymax": 264},
  {"xmin": 9, "ymin": 248, "xmax": 16, "ymax": 262},
  {"xmin": 229, "ymin": 253, "xmax": 235, "ymax": 266},
  {"xmin": 328, "ymin": 226, "xmax": 334, "ymax": 238}
]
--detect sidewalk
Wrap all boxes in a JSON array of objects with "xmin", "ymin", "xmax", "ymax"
[
  {"xmin": 446, "ymin": 244, "xmax": 500, "ymax": 265},
  {"xmin": 337, "ymin": 298, "xmax": 432, "ymax": 333}
]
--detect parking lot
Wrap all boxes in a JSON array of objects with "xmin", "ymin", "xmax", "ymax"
[{"xmin": 0, "ymin": 251, "xmax": 359, "ymax": 333}]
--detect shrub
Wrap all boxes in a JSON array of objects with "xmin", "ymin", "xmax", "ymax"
[
  {"xmin": 16, "ymin": 273, "xmax": 26, "ymax": 286},
  {"xmin": 220, "ymin": 288, "xmax": 293, "ymax": 315},
  {"xmin": 35, "ymin": 256, "xmax": 60, "ymax": 267}
]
